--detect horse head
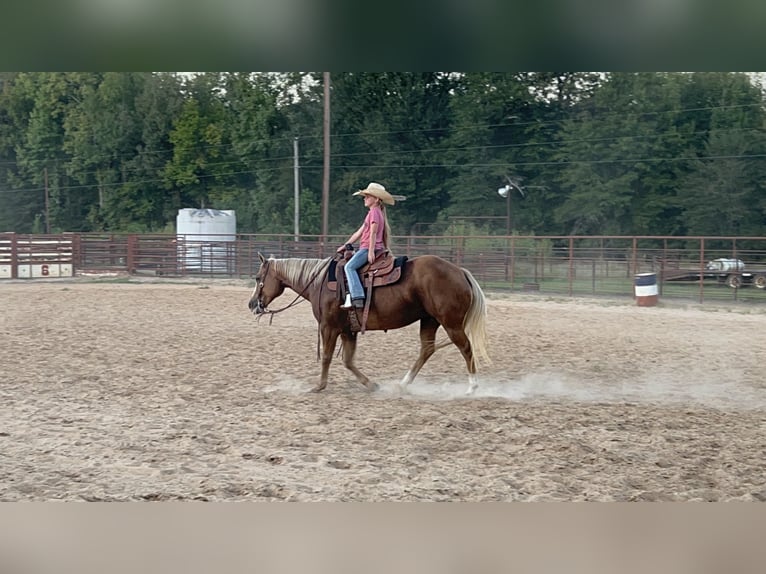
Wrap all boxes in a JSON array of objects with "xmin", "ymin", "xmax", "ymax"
[{"xmin": 248, "ymin": 253, "xmax": 285, "ymax": 315}]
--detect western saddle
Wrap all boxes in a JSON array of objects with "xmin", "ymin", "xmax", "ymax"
[{"xmin": 328, "ymin": 249, "xmax": 406, "ymax": 333}]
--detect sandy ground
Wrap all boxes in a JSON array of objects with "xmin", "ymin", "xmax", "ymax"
[{"xmin": 0, "ymin": 278, "xmax": 765, "ymax": 501}]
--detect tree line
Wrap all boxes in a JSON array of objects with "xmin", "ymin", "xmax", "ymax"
[{"xmin": 1, "ymin": 72, "xmax": 764, "ymax": 238}]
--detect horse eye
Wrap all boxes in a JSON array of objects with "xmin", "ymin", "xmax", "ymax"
[{"xmin": 259, "ymin": 282, "xmax": 264, "ymax": 288}]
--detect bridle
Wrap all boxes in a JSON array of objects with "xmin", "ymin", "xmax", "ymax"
[{"xmin": 251, "ymin": 256, "xmax": 333, "ymax": 324}]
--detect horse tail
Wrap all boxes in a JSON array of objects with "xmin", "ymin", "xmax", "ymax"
[{"xmin": 462, "ymin": 268, "xmax": 491, "ymax": 369}]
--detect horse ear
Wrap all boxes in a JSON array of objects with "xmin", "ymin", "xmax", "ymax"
[{"xmin": 258, "ymin": 252, "xmax": 265, "ymax": 263}]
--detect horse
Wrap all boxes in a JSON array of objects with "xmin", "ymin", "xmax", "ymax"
[{"xmin": 248, "ymin": 252, "xmax": 490, "ymax": 394}]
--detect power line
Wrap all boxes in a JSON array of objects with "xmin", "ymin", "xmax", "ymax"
[
  {"xmin": 2, "ymin": 121, "xmax": 763, "ymax": 185},
  {"xmin": 3, "ymin": 151, "xmax": 765, "ymax": 196},
  {"xmin": 0, "ymin": 97, "xmax": 760, "ymax": 168}
]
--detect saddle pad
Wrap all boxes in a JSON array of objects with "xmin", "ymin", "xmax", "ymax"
[
  {"xmin": 393, "ymin": 255, "xmax": 408, "ymax": 269},
  {"xmin": 328, "ymin": 258, "xmax": 339, "ymax": 282}
]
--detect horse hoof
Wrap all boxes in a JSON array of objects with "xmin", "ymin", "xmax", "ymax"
[
  {"xmin": 309, "ymin": 386, "xmax": 326, "ymax": 393},
  {"xmin": 364, "ymin": 381, "xmax": 379, "ymax": 392}
]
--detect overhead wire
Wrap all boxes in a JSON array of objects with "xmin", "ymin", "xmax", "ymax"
[{"xmin": 1, "ymin": 89, "xmax": 765, "ymax": 194}]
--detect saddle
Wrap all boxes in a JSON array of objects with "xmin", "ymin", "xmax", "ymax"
[
  {"xmin": 328, "ymin": 250, "xmax": 406, "ymax": 292},
  {"xmin": 328, "ymin": 250, "xmax": 408, "ymax": 334}
]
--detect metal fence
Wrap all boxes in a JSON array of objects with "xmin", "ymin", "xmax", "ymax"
[{"xmin": 2, "ymin": 232, "xmax": 766, "ymax": 304}]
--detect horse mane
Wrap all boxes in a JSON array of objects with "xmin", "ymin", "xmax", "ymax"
[{"xmin": 271, "ymin": 257, "xmax": 330, "ymax": 288}]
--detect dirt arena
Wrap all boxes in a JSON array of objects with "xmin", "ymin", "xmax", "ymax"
[{"xmin": 1, "ymin": 278, "xmax": 764, "ymax": 501}]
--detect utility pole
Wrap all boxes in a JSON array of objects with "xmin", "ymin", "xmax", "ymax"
[
  {"xmin": 293, "ymin": 137, "xmax": 300, "ymax": 242},
  {"xmin": 44, "ymin": 167, "xmax": 51, "ymax": 234},
  {"xmin": 322, "ymin": 72, "xmax": 330, "ymax": 253},
  {"xmin": 505, "ymin": 189, "xmax": 511, "ymax": 236}
]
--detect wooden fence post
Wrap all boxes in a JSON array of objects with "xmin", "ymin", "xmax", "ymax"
[{"xmin": 127, "ymin": 235, "xmax": 136, "ymax": 274}]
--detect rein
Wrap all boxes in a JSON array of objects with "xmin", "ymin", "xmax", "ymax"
[{"xmin": 257, "ymin": 257, "xmax": 333, "ymax": 324}]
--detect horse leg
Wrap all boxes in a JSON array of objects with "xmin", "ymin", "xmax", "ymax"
[
  {"xmin": 443, "ymin": 325, "xmax": 478, "ymax": 395},
  {"xmin": 312, "ymin": 325, "xmax": 339, "ymax": 393},
  {"xmin": 399, "ymin": 317, "xmax": 440, "ymax": 393},
  {"xmin": 340, "ymin": 332, "xmax": 378, "ymax": 392}
]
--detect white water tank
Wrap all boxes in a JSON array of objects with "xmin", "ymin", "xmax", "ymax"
[
  {"xmin": 705, "ymin": 258, "xmax": 744, "ymax": 272},
  {"xmin": 176, "ymin": 209, "xmax": 236, "ymax": 272}
]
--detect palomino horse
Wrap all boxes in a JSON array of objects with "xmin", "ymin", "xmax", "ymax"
[{"xmin": 248, "ymin": 252, "xmax": 490, "ymax": 394}]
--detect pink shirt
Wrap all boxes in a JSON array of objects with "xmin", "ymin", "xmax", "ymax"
[{"xmin": 360, "ymin": 206, "xmax": 385, "ymax": 251}]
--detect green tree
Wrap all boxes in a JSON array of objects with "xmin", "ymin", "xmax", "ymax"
[
  {"xmin": 2, "ymin": 71, "xmax": 765, "ymax": 239},
  {"xmin": 122, "ymin": 72, "xmax": 185, "ymax": 230},
  {"xmin": 163, "ymin": 73, "xmax": 230, "ymax": 212},
  {"xmin": 442, "ymin": 72, "xmax": 591, "ymax": 235},
  {"xmin": 328, "ymin": 72, "xmax": 455, "ymax": 235},
  {"xmin": 0, "ymin": 72, "xmax": 31, "ymax": 232},
  {"xmin": 275, "ymin": 72, "xmax": 325, "ymax": 237},
  {"xmin": 6, "ymin": 73, "xmax": 85, "ymax": 231},
  {"xmin": 675, "ymin": 72, "xmax": 766, "ymax": 236},
  {"xmin": 221, "ymin": 72, "xmax": 290, "ymax": 233},
  {"xmin": 553, "ymin": 73, "xmax": 688, "ymax": 235}
]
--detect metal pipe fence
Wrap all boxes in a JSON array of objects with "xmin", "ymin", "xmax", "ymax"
[{"xmin": 2, "ymin": 232, "xmax": 766, "ymax": 304}]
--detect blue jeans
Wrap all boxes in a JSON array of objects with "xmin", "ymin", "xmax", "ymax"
[{"xmin": 344, "ymin": 248, "xmax": 369, "ymax": 300}]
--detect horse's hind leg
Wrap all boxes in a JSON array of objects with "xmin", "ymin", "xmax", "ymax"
[
  {"xmin": 340, "ymin": 332, "xmax": 377, "ymax": 392},
  {"xmin": 400, "ymin": 317, "xmax": 440, "ymax": 392},
  {"xmin": 443, "ymin": 326, "xmax": 478, "ymax": 395}
]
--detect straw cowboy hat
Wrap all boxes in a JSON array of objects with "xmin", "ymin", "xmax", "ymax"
[{"xmin": 353, "ymin": 182, "xmax": 396, "ymax": 205}]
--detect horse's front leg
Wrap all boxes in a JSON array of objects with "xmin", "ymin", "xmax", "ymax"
[
  {"xmin": 341, "ymin": 332, "xmax": 377, "ymax": 392},
  {"xmin": 312, "ymin": 325, "xmax": 339, "ymax": 392}
]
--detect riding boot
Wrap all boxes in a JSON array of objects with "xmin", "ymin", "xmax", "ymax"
[{"xmin": 340, "ymin": 293, "xmax": 353, "ymax": 309}]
